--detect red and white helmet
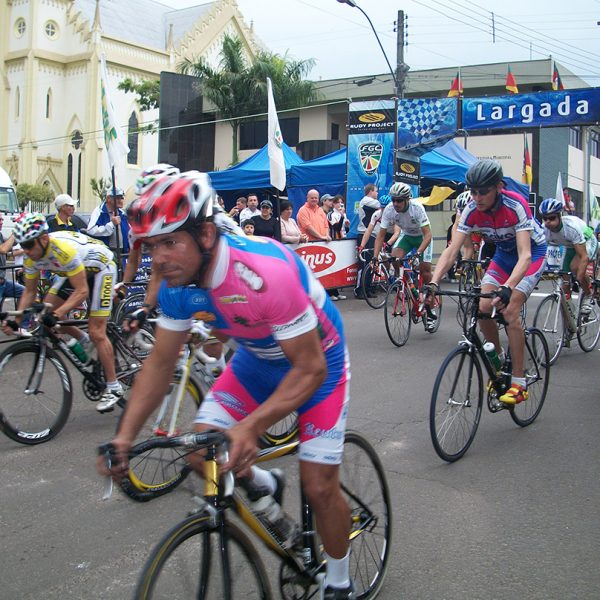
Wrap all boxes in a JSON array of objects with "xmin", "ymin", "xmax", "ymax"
[
  {"xmin": 127, "ymin": 171, "xmax": 215, "ymax": 238},
  {"xmin": 135, "ymin": 163, "xmax": 180, "ymax": 195}
]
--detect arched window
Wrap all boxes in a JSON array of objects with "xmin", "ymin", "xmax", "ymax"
[
  {"xmin": 77, "ymin": 154, "xmax": 82, "ymax": 200},
  {"xmin": 46, "ymin": 89, "xmax": 52, "ymax": 119},
  {"xmin": 67, "ymin": 154, "xmax": 73, "ymax": 196},
  {"xmin": 15, "ymin": 87, "xmax": 20, "ymax": 118},
  {"xmin": 127, "ymin": 111, "xmax": 139, "ymax": 165}
]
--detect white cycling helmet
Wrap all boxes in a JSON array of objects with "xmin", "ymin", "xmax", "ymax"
[
  {"xmin": 389, "ymin": 182, "xmax": 412, "ymax": 201},
  {"xmin": 455, "ymin": 190, "xmax": 472, "ymax": 213},
  {"xmin": 136, "ymin": 163, "xmax": 180, "ymax": 195}
]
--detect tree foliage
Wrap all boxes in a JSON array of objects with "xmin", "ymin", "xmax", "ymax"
[
  {"xmin": 90, "ymin": 178, "xmax": 109, "ymax": 203},
  {"xmin": 15, "ymin": 184, "xmax": 54, "ymax": 210},
  {"xmin": 118, "ymin": 78, "xmax": 160, "ymax": 111},
  {"xmin": 178, "ymin": 34, "xmax": 317, "ymax": 165}
]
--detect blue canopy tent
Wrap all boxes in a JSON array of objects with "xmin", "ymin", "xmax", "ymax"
[{"xmin": 207, "ymin": 142, "xmax": 304, "ymax": 206}]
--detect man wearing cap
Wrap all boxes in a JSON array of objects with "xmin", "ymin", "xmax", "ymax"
[
  {"xmin": 47, "ymin": 194, "xmax": 87, "ymax": 233},
  {"xmin": 87, "ymin": 187, "xmax": 130, "ymax": 256},
  {"xmin": 251, "ymin": 199, "xmax": 280, "ymax": 240}
]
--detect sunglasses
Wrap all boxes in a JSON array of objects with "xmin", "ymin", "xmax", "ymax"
[
  {"xmin": 391, "ymin": 197, "xmax": 408, "ymax": 203},
  {"xmin": 542, "ymin": 215, "xmax": 559, "ymax": 222},
  {"xmin": 20, "ymin": 239, "xmax": 36, "ymax": 250},
  {"xmin": 470, "ymin": 187, "xmax": 493, "ymax": 196}
]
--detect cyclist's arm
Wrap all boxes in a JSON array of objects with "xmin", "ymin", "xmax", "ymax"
[
  {"xmin": 387, "ymin": 224, "xmax": 401, "ymax": 247},
  {"xmin": 417, "ymin": 224, "xmax": 432, "ymax": 257},
  {"xmin": 11, "ymin": 274, "xmax": 39, "ymax": 326},
  {"xmin": 430, "ymin": 231, "xmax": 468, "ymax": 285},
  {"xmin": 53, "ymin": 270, "xmax": 89, "ymax": 320},
  {"xmin": 224, "ymin": 327, "xmax": 327, "ymax": 471},
  {"xmin": 504, "ymin": 230, "xmax": 532, "ymax": 290},
  {"xmin": 359, "ymin": 220, "xmax": 375, "ymax": 249},
  {"xmin": 573, "ymin": 242, "xmax": 591, "ymax": 294},
  {"xmin": 0, "ymin": 234, "xmax": 15, "ymax": 254}
]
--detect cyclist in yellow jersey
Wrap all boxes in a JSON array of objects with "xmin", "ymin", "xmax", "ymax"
[{"xmin": 0, "ymin": 213, "xmax": 123, "ymax": 412}]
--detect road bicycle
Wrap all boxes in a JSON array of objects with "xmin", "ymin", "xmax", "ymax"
[
  {"xmin": 119, "ymin": 325, "xmax": 299, "ymax": 502},
  {"xmin": 455, "ymin": 258, "xmax": 489, "ymax": 328},
  {"xmin": 0, "ymin": 303, "xmax": 145, "ymax": 445},
  {"xmin": 429, "ymin": 286, "xmax": 550, "ymax": 462},
  {"xmin": 384, "ymin": 254, "xmax": 442, "ymax": 347},
  {"xmin": 533, "ymin": 270, "xmax": 600, "ymax": 364},
  {"xmin": 100, "ymin": 429, "xmax": 391, "ymax": 599},
  {"xmin": 359, "ymin": 248, "xmax": 393, "ymax": 309}
]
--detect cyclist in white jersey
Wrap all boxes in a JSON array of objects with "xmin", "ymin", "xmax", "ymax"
[{"xmin": 539, "ymin": 197, "xmax": 598, "ymax": 314}]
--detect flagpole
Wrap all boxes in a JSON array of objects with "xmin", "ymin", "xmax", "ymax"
[{"xmin": 110, "ymin": 166, "xmax": 122, "ymax": 278}]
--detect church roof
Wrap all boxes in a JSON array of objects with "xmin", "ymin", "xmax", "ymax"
[{"xmin": 73, "ymin": 0, "xmax": 215, "ymax": 50}]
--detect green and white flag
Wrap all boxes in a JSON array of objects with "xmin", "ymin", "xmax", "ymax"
[
  {"xmin": 100, "ymin": 54, "xmax": 129, "ymax": 169},
  {"xmin": 267, "ymin": 77, "xmax": 286, "ymax": 192}
]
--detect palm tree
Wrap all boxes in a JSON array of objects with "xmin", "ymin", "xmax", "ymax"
[{"xmin": 179, "ymin": 34, "xmax": 317, "ymax": 165}]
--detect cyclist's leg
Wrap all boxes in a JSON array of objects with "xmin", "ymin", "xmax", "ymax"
[
  {"xmin": 478, "ymin": 256, "xmax": 507, "ymax": 355},
  {"xmin": 43, "ymin": 280, "xmax": 84, "ymax": 338}
]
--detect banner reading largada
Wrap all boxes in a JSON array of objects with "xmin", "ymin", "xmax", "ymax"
[{"xmin": 292, "ymin": 239, "xmax": 357, "ymax": 289}]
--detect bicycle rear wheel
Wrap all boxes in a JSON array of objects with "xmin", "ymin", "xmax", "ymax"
[
  {"xmin": 0, "ymin": 342, "xmax": 72, "ymax": 445},
  {"xmin": 576, "ymin": 290, "xmax": 600, "ymax": 352},
  {"xmin": 511, "ymin": 328, "xmax": 549, "ymax": 427},
  {"xmin": 384, "ymin": 280, "xmax": 412, "ymax": 347},
  {"xmin": 120, "ymin": 376, "xmax": 203, "ymax": 502},
  {"xmin": 430, "ymin": 346, "xmax": 483, "ymax": 462},
  {"xmin": 134, "ymin": 515, "xmax": 272, "ymax": 599},
  {"xmin": 532, "ymin": 294, "xmax": 564, "ymax": 365},
  {"xmin": 261, "ymin": 412, "xmax": 299, "ymax": 447},
  {"xmin": 341, "ymin": 431, "xmax": 392, "ymax": 600},
  {"xmin": 361, "ymin": 262, "xmax": 389, "ymax": 309}
]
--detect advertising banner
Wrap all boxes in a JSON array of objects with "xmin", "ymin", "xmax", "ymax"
[
  {"xmin": 293, "ymin": 240, "xmax": 358, "ymax": 289},
  {"xmin": 395, "ymin": 150, "xmax": 421, "ymax": 186},
  {"xmin": 462, "ymin": 88, "xmax": 600, "ymax": 131}
]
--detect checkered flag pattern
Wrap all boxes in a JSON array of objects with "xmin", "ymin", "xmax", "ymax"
[{"xmin": 397, "ymin": 98, "xmax": 457, "ymax": 149}]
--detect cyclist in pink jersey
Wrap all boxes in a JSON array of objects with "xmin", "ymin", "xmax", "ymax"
[
  {"xmin": 426, "ymin": 159, "xmax": 547, "ymax": 406},
  {"xmin": 99, "ymin": 171, "xmax": 356, "ymax": 599}
]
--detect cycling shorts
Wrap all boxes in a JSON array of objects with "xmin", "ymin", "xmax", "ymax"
[
  {"xmin": 393, "ymin": 233, "xmax": 433, "ymax": 263},
  {"xmin": 481, "ymin": 246, "xmax": 547, "ymax": 298},
  {"xmin": 195, "ymin": 344, "xmax": 350, "ymax": 465},
  {"xmin": 561, "ymin": 236, "xmax": 598, "ymax": 271},
  {"xmin": 49, "ymin": 264, "xmax": 116, "ymax": 317}
]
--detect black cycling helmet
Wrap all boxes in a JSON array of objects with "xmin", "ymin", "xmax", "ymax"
[{"xmin": 465, "ymin": 159, "xmax": 503, "ymax": 189}]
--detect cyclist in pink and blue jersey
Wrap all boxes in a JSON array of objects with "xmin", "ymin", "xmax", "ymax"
[
  {"xmin": 427, "ymin": 159, "xmax": 547, "ymax": 406},
  {"xmin": 99, "ymin": 171, "xmax": 356, "ymax": 600}
]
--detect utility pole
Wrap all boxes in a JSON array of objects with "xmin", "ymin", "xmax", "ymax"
[{"xmin": 396, "ymin": 10, "xmax": 409, "ymax": 99}]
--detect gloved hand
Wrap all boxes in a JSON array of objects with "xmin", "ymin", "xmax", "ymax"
[
  {"xmin": 124, "ymin": 308, "xmax": 148, "ymax": 328},
  {"xmin": 41, "ymin": 312, "xmax": 59, "ymax": 328},
  {"xmin": 190, "ymin": 320, "xmax": 212, "ymax": 344},
  {"xmin": 495, "ymin": 285, "xmax": 512, "ymax": 306}
]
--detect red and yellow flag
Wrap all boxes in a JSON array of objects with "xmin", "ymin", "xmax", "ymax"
[
  {"xmin": 447, "ymin": 71, "xmax": 463, "ymax": 97},
  {"xmin": 505, "ymin": 66, "xmax": 519, "ymax": 94},
  {"xmin": 522, "ymin": 136, "xmax": 532, "ymax": 187},
  {"xmin": 552, "ymin": 63, "xmax": 564, "ymax": 91}
]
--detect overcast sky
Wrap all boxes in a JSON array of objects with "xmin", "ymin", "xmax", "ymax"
[{"xmin": 164, "ymin": 0, "xmax": 600, "ymax": 86}]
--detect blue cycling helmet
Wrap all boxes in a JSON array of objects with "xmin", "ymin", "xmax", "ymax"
[
  {"xmin": 379, "ymin": 194, "xmax": 391, "ymax": 207},
  {"xmin": 539, "ymin": 197, "xmax": 564, "ymax": 216}
]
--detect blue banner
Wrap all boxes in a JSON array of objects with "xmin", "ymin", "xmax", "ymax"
[{"xmin": 462, "ymin": 88, "xmax": 600, "ymax": 130}]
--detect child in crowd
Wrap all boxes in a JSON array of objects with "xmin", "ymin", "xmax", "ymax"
[{"xmin": 242, "ymin": 219, "xmax": 255, "ymax": 236}]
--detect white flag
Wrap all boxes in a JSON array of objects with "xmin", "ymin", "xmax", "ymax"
[
  {"xmin": 555, "ymin": 171, "xmax": 563, "ymax": 204},
  {"xmin": 100, "ymin": 54, "xmax": 129, "ymax": 169},
  {"xmin": 267, "ymin": 77, "xmax": 286, "ymax": 192},
  {"xmin": 589, "ymin": 182, "xmax": 600, "ymax": 229}
]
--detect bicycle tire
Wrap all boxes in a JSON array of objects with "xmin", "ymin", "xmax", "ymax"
[
  {"xmin": 532, "ymin": 294, "xmax": 564, "ymax": 365},
  {"xmin": 510, "ymin": 328, "xmax": 550, "ymax": 427},
  {"xmin": 112, "ymin": 292, "xmax": 146, "ymax": 325},
  {"xmin": 430, "ymin": 345, "xmax": 483, "ymax": 462},
  {"xmin": 341, "ymin": 431, "xmax": 392, "ymax": 600},
  {"xmin": 120, "ymin": 376, "xmax": 203, "ymax": 502},
  {"xmin": 0, "ymin": 342, "xmax": 73, "ymax": 445},
  {"xmin": 384, "ymin": 280, "xmax": 412, "ymax": 347},
  {"xmin": 361, "ymin": 262, "xmax": 389, "ymax": 309},
  {"xmin": 576, "ymin": 289, "xmax": 600, "ymax": 352},
  {"xmin": 261, "ymin": 412, "xmax": 299, "ymax": 447},
  {"xmin": 134, "ymin": 514, "xmax": 272, "ymax": 599}
]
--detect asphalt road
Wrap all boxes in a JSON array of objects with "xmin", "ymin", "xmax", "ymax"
[{"xmin": 1, "ymin": 282, "xmax": 599, "ymax": 599}]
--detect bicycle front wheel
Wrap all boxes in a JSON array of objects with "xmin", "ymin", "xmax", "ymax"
[
  {"xmin": 120, "ymin": 376, "xmax": 203, "ymax": 502},
  {"xmin": 384, "ymin": 280, "xmax": 412, "ymax": 347},
  {"xmin": 533, "ymin": 294, "xmax": 564, "ymax": 365},
  {"xmin": 0, "ymin": 342, "xmax": 72, "ymax": 445},
  {"xmin": 134, "ymin": 515, "xmax": 272, "ymax": 600},
  {"xmin": 341, "ymin": 431, "xmax": 392, "ymax": 600},
  {"xmin": 261, "ymin": 412, "xmax": 299, "ymax": 447},
  {"xmin": 511, "ymin": 328, "xmax": 549, "ymax": 427},
  {"xmin": 430, "ymin": 346, "xmax": 483, "ymax": 462},
  {"xmin": 576, "ymin": 291, "xmax": 600, "ymax": 352},
  {"xmin": 361, "ymin": 262, "xmax": 389, "ymax": 309}
]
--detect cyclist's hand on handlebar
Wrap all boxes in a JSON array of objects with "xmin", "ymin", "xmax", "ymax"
[
  {"xmin": 96, "ymin": 438, "xmax": 131, "ymax": 481},
  {"xmin": 420, "ymin": 282, "xmax": 439, "ymax": 305},
  {"xmin": 492, "ymin": 285, "xmax": 512, "ymax": 309},
  {"xmin": 221, "ymin": 422, "xmax": 259, "ymax": 478},
  {"xmin": 1, "ymin": 319, "xmax": 19, "ymax": 336},
  {"xmin": 41, "ymin": 312, "xmax": 59, "ymax": 328},
  {"xmin": 190, "ymin": 320, "xmax": 212, "ymax": 344},
  {"xmin": 122, "ymin": 307, "xmax": 149, "ymax": 333}
]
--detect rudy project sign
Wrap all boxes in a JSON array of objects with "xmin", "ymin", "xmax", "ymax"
[{"xmin": 462, "ymin": 88, "xmax": 600, "ymax": 131}]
